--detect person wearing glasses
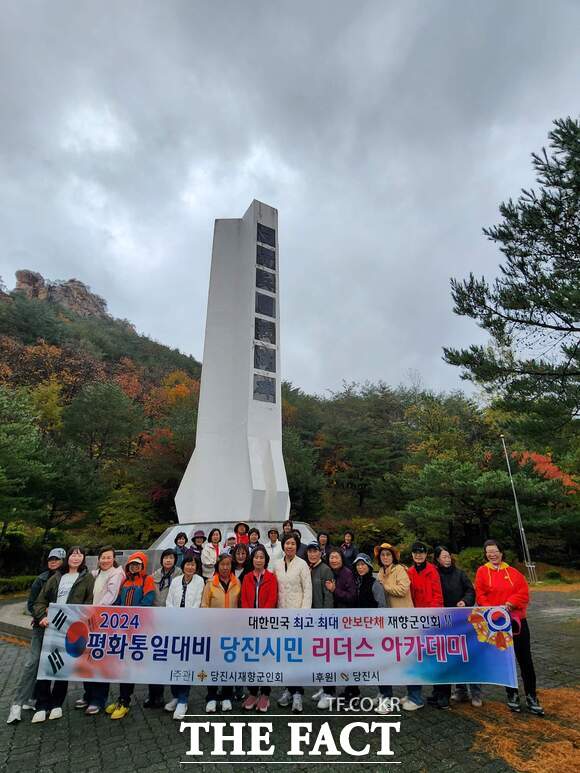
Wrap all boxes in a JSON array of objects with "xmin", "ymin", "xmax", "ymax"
[{"xmin": 475, "ymin": 539, "xmax": 544, "ymax": 715}]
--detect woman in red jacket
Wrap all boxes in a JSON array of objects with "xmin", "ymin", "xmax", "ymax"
[
  {"xmin": 402, "ymin": 542, "xmax": 444, "ymax": 711},
  {"xmin": 241, "ymin": 546, "xmax": 278, "ymax": 712},
  {"xmin": 475, "ymin": 540, "xmax": 544, "ymax": 715}
]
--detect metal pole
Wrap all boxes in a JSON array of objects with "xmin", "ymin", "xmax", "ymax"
[{"xmin": 500, "ymin": 434, "xmax": 537, "ymax": 584}]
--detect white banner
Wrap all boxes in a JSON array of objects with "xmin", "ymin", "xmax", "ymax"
[{"xmin": 38, "ymin": 603, "xmax": 517, "ymax": 687}]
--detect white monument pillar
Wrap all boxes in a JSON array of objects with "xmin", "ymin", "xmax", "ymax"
[{"xmin": 175, "ymin": 200, "xmax": 290, "ymax": 524}]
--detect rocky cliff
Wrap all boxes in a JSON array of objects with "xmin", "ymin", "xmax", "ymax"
[{"xmin": 14, "ymin": 270, "xmax": 109, "ymax": 318}]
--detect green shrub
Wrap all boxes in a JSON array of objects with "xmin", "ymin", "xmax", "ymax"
[
  {"xmin": 544, "ymin": 569, "xmax": 562, "ymax": 581},
  {"xmin": 456, "ymin": 548, "xmax": 484, "ymax": 574},
  {"xmin": 0, "ymin": 575, "xmax": 36, "ymax": 595},
  {"xmin": 456, "ymin": 547, "xmax": 519, "ymax": 576}
]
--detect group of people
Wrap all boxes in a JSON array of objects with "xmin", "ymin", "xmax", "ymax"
[{"xmin": 6, "ymin": 518, "xmax": 544, "ymax": 726}]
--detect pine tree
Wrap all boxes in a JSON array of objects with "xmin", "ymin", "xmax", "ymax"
[{"xmin": 444, "ymin": 118, "xmax": 580, "ymax": 436}]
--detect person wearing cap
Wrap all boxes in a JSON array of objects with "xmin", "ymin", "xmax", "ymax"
[
  {"xmin": 190, "ymin": 530, "xmax": 206, "ymax": 574},
  {"xmin": 6, "ymin": 548, "xmax": 66, "ymax": 724},
  {"xmin": 143, "ymin": 548, "xmax": 183, "ymax": 709},
  {"xmin": 241, "ymin": 547, "xmax": 278, "ymax": 712},
  {"xmin": 340, "ymin": 531, "xmax": 358, "ymax": 570},
  {"xmin": 402, "ymin": 542, "xmax": 443, "ymax": 712},
  {"xmin": 339, "ymin": 553, "xmax": 389, "ymax": 709},
  {"xmin": 31, "ymin": 546, "xmax": 95, "ymax": 724},
  {"xmin": 307, "ymin": 541, "xmax": 335, "ymax": 709},
  {"xmin": 164, "ymin": 550, "xmax": 205, "ymax": 719},
  {"xmin": 375, "ymin": 543, "xmax": 413, "ymax": 608},
  {"xmin": 265, "ymin": 528, "xmax": 283, "ymax": 566},
  {"xmin": 201, "ymin": 528, "xmax": 223, "ymax": 579},
  {"xmin": 223, "ymin": 532, "xmax": 237, "ymax": 554},
  {"xmin": 276, "ymin": 533, "xmax": 312, "ymax": 714},
  {"xmin": 234, "ymin": 522, "xmax": 250, "ymax": 545},
  {"xmin": 105, "ymin": 552, "xmax": 156, "ymax": 720},
  {"xmin": 407, "ymin": 542, "xmax": 443, "ymax": 608},
  {"xmin": 174, "ymin": 531, "xmax": 189, "ymax": 567},
  {"xmin": 353, "ymin": 553, "xmax": 386, "ymax": 607},
  {"xmin": 307, "ymin": 542, "xmax": 334, "ymax": 610},
  {"xmin": 201, "ymin": 553, "xmax": 241, "ymax": 712}
]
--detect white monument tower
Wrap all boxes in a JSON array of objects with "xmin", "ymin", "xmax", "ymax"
[{"xmin": 175, "ymin": 200, "xmax": 290, "ymax": 524}]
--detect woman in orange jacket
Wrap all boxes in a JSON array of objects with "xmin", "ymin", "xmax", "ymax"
[
  {"xmin": 474, "ymin": 540, "xmax": 544, "ymax": 715},
  {"xmin": 201, "ymin": 553, "xmax": 241, "ymax": 713}
]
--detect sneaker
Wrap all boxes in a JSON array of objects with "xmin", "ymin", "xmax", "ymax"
[
  {"xmin": 402, "ymin": 698, "xmax": 424, "ymax": 711},
  {"xmin": 85, "ymin": 705, "xmax": 100, "ymax": 715},
  {"xmin": 292, "ymin": 694, "xmax": 303, "ymax": 714},
  {"xmin": 278, "ymin": 689, "xmax": 292, "ymax": 707},
  {"xmin": 7, "ymin": 705, "xmax": 21, "ymax": 724},
  {"xmin": 105, "ymin": 702, "xmax": 118, "ymax": 715},
  {"xmin": 256, "ymin": 695, "xmax": 270, "ymax": 713},
  {"xmin": 74, "ymin": 699, "xmax": 88, "ymax": 709},
  {"xmin": 507, "ymin": 690, "xmax": 521, "ymax": 712},
  {"xmin": 471, "ymin": 697, "xmax": 483, "ymax": 708},
  {"xmin": 452, "ymin": 689, "xmax": 469, "ymax": 703},
  {"xmin": 526, "ymin": 695, "xmax": 545, "ymax": 716},
  {"xmin": 31, "ymin": 710, "xmax": 47, "ymax": 724},
  {"xmin": 22, "ymin": 701, "xmax": 36, "ymax": 711},
  {"xmin": 312, "ymin": 688, "xmax": 324, "ymax": 702},
  {"xmin": 317, "ymin": 693, "xmax": 333, "ymax": 710},
  {"xmin": 221, "ymin": 699, "xmax": 232, "ymax": 712},
  {"xmin": 205, "ymin": 700, "xmax": 217, "ymax": 714},
  {"xmin": 110, "ymin": 704, "xmax": 130, "ymax": 720},
  {"xmin": 164, "ymin": 698, "xmax": 178, "ymax": 712},
  {"xmin": 243, "ymin": 695, "xmax": 259, "ymax": 711},
  {"xmin": 173, "ymin": 703, "xmax": 188, "ymax": 720},
  {"xmin": 48, "ymin": 708, "xmax": 63, "ymax": 720},
  {"xmin": 143, "ymin": 698, "xmax": 163, "ymax": 709},
  {"xmin": 375, "ymin": 700, "xmax": 393, "ymax": 715},
  {"xmin": 437, "ymin": 697, "xmax": 450, "ymax": 710}
]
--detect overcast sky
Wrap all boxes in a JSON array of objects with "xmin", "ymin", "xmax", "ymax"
[{"xmin": 1, "ymin": 0, "xmax": 579, "ymax": 396}]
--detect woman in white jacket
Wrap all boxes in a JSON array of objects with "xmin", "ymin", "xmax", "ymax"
[
  {"xmin": 201, "ymin": 528, "xmax": 222, "ymax": 579},
  {"xmin": 164, "ymin": 551, "xmax": 204, "ymax": 719},
  {"xmin": 83, "ymin": 546, "xmax": 125, "ymax": 715},
  {"xmin": 275, "ymin": 534, "xmax": 312, "ymax": 713}
]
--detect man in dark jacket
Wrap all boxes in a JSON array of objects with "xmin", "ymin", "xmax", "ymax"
[{"xmin": 6, "ymin": 548, "xmax": 66, "ymax": 724}]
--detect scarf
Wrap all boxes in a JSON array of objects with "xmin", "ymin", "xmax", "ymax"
[{"xmin": 158, "ymin": 565, "xmax": 177, "ymax": 592}]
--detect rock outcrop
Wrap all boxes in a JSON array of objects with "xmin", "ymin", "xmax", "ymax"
[{"xmin": 14, "ymin": 270, "xmax": 108, "ymax": 318}]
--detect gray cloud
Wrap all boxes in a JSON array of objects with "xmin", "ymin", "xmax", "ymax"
[{"xmin": 1, "ymin": 0, "xmax": 579, "ymax": 395}]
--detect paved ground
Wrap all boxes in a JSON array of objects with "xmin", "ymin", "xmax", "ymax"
[{"xmin": 1, "ymin": 590, "xmax": 579, "ymax": 773}]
